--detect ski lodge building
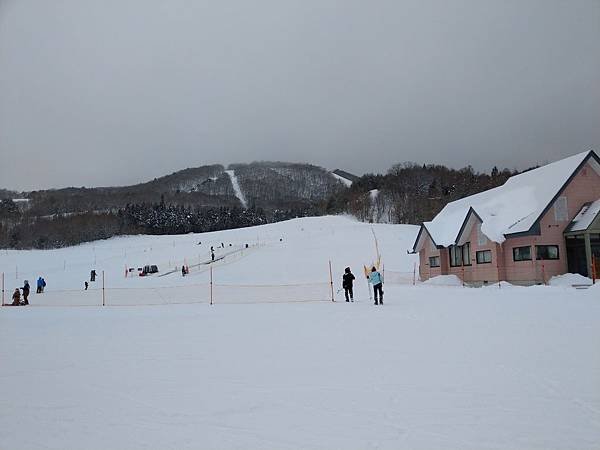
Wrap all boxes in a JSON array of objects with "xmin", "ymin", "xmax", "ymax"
[{"xmin": 412, "ymin": 150, "xmax": 600, "ymax": 285}]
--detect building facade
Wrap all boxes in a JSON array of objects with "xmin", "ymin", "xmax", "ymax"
[{"xmin": 413, "ymin": 151, "xmax": 600, "ymax": 285}]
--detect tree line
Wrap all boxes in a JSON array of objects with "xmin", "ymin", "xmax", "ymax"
[{"xmin": 0, "ymin": 161, "xmax": 534, "ymax": 249}]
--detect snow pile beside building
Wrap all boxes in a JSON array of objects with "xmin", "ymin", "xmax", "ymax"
[
  {"xmin": 423, "ymin": 274, "xmax": 463, "ymax": 286},
  {"xmin": 548, "ymin": 273, "xmax": 593, "ymax": 287}
]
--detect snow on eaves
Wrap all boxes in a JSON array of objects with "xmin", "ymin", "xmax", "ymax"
[
  {"xmin": 567, "ymin": 199, "xmax": 600, "ymax": 232},
  {"xmin": 423, "ymin": 151, "xmax": 594, "ymax": 247}
]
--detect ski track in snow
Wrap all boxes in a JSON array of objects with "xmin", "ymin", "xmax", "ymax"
[{"xmin": 225, "ymin": 169, "xmax": 248, "ymax": 208}]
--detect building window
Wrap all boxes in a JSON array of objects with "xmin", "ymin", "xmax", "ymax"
[
  {"xmin": 462, "ymin": 242, "xmax": 471, "ymax": 265},
  {"xmin": 536, "ymin": 245, "xmax": 559, "ymax": 260},
  {"xmin": 476, "ymin": 250, "xmax": 492, "ymax": 264},
  {"xmin": 554, "ymin": 196, "xmax": 568, "ymax": 222},
  {"xmin": 513, "ymin": 246, "xmax": 532, "ymax": 261},
  {"xmin": 449, "ymin": 245, "xmax": 462, "ymax": 267},
  {"xmin": 429, "ymin": 256, "xmax": 440, "ymax": 267}
]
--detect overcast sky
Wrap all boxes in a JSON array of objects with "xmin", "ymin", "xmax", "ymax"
[{"xmin": 0, "ymin": 0, "xmax": 599, "ymax": 191}]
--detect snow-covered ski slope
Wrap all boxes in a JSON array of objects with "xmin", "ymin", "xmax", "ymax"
[
  {"xmin": 224, "ymin": 169, "xmax": 248, "ymax": 208},
  {"xmin": 0, "ymin": 216, "xmax": 418, "ymax": 305},
  {"xmin": 1, "ymin": 216, "xmax": 599, "ymax": 450}
]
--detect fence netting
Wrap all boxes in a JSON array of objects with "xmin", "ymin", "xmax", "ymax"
[{"xmin": 2, "ymin": 281, "xmax": 332, "ymax": 307}]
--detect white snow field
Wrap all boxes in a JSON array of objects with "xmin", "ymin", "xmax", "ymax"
[{"xmin": 1, "ymin": 216, "xmax": 599, "ymax": 450}]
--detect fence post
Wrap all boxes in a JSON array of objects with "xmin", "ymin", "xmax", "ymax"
[
  {"xmin": 592, "ymin": 257, "xmax": 597, "ymax": 285},
  {"xmin": 412, "ymin": 262, "xmax": 416, "ymax": 286},
  {"xmin": 102, "ymin": 270, "xmax": 105, "ymax": 306},
  {"xmin": 461, "ymin": 266, "xmax": 465, "ymax": 287},
  {"xmin": 210, "ymin": 265, "xmax": 213, "ymax": 305},
  {"xmin": 1, "ymin": 272, "xmax": 4, "ymax": 306},
  {"xmin": 541, "ymin": 264, "xmax": 546, "ymax": 285},
  {"xmin": 328, "ymin": 260, "xmax": 334, "ymax": 302}
]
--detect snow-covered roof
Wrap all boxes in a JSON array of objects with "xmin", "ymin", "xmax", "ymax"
[
  {"xmin": 565, "ymin": 199, "xmax": 600, "ymax": 233},
  {"xmin": 417, "ymin": 150, "xmax": 599, "ymax": 248},
  {"xmin": 332, "ymin": 172, "xmax": 352, "ymax": 187}
]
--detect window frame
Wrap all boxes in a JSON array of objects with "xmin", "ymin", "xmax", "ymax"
[
  {"xmin": 462, "ymin": 242, "xmax": 471, "ymax": 266},
  {"xmin": 429, "ymin": 256, "xmax": 440, "ymax": 268},
  {"xmin": 536, "ymin": 245, "xmax": 560, "ymax": 260},
  {"xmin": 476, "ymin": 249, "xmax": 492, "ymax": 264},
  {"xmin": 513, "ymin": 246, "xmax": 532, "ymax": 262},
  {"xmin": 449, "ymin": 245, "xmax": 463, "ymax": 267}
]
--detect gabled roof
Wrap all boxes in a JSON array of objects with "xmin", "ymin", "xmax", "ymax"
[
  {"xmin": 565, "ymin": 199, "xmax": 600, "ymax": 233},
  {"xmin": 413, "ymin": 150, "xmax": 599, "ymax": 250}
]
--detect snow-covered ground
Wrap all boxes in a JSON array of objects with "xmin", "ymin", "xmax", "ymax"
[
  {"xmin": 1, "ymin": 216, "xmax": 599, "ymax": 450},
  {"xmin": 225, "ymin": 169, "xmax": 248, "ymax": 208}
]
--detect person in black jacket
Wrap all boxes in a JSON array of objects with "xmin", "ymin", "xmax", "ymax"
[
  {"xmin": 21, "ymin": 280, "xmax": 30, "ymax": 305},
  {"xmin": 342, "ymin": 267, "xmax": 355, "ymax": 302}
]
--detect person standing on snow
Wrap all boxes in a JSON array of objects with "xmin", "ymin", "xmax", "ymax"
[
  {"xmin": 368, "ymin": 267, "xmax": 383, "ymax": 305},
  {"xmin": 21, "ymin": 280, "xmax": 30, "ymax": 305},
  {"xmin": 36, "ymin": 277, "xmax": 44, "ymax": 294},
  {"xmin": 342, "ymin": 267, "xmax": 355, "ymax": 302}
]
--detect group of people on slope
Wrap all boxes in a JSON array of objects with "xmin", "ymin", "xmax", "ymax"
[
  {"xmin": 342, "ymin": 266, "xmax": 383, "ymax": 305},
  {"xmin": 10, "ymin": 277, "xmax": 46, "ymax": 306}
]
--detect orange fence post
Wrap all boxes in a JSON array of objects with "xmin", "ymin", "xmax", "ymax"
[
  {"xmin": 102, "ymin": 270, "xmax": 105, "ymax": 306},
  {"xmin": 328, "ymin": 260, "xmax": 334, "ymax": 302},
  {"xmin": 541, "ymin": 264, "xmax": 546, "ymax": 285}
]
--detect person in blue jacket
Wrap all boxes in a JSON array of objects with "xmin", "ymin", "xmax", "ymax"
[
  {"xmin": 368, "ymin": 266, "xmax": 383, "ymax": 305},
  {"xmin": 36, "ymin": 276, "xmax": 46, "ymax": 293}
]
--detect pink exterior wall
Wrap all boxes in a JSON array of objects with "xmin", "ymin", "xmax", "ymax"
[
  {"xmin": 418, "ymin": 160, "xmax": 600, "ymax": 284},
  {"xmin": 447, "ymin": 221, "xmax": 502, "ymax": 284},
  {"xmin": 418, "ymin": 234, "xmax": 442, "ymax": 280},
  {"xmin": 501, "ymin": 161, "xmax": 600, "ymax": 284}
]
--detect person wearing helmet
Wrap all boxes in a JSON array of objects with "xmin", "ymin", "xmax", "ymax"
[{"xmin": 342, "ymin": 267, "xmax": 355, "ymax": 302}]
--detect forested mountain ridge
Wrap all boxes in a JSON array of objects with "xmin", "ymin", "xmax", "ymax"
[{"xmin": 0, "ymin": 161, "xmax": 526, "ymax": 248}]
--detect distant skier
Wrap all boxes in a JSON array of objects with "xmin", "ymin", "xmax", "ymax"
[
  {"xmin": 84, "ymin": 281, "xmax": 89, "ymax": 291},
  {"xmin": 36, "ymin": 276, "xmax": 44, "ymax": 293},
  {"xmin": 342, "ymin": 267, "xmax": 355, "ymax": 302},
  {"xmin": 211, "ymin": 251, "xmax": 215, "ymax": 262},
  {"xmin": 11, "ymin": 288, "xmax": 21, "ymax": 306},
  {"xmin": 21, "ymin": 280, "xmax": 30, "ymax": 305},
  {"xmin": 90, "ymin": 270, "xmax": 96, "ymax": 282},
  {"xmin": 181, "ymin": 266, "xmax": 187, "ymax": 277},
  {"xmin": 368, "ymin": 267, "xmax": 383, "ymax": 305}
]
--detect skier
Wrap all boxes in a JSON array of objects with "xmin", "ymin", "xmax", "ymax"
[
  {"xmin": 21, "ymin": 280, "xmax": 30, "ymax": 305},
  {"xmin": 181, "ymin": 266, "xmax": 187, "ymax": 277},
  {"xmin": 11, "ymin": 288, "xmax": 21, "ymax": 306},
  {"xmin": 36, "ymin": 276, "xmax": 44, "ymax": 293},
  {"xmin": 368, "ymin": 267, "xmax": 383, "ymax": 305},
  {"xmin": 41, "ymin": 277, "xmax": 46, "ymax": 292},
  {"xmin": 342, "ymin": 267, "xmax": 355, "ymax": 302},
  {"xmin": 211, "ymin": 251, "xmax": 215, "ymax": 262},
  {"xmin": 90, "ymin": 270, "xmax": 96, "ymax": 282},
  {"xmin": 84, "ymin": 281, "xmax": 89, "ymax": 291}
]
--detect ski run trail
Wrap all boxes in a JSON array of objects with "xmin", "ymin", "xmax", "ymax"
[
  {"xmin": 1, "ymin": 215, "xmax": 599, "ymax": 450},
  {"xmin": 225, "ymin": 169, "xmax": 248, "ymax": 209}
]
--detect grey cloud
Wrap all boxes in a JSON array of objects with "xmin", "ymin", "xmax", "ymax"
[{"xmin": 0, "ymin": 0, "xmax": 599, "ymax": 190}]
